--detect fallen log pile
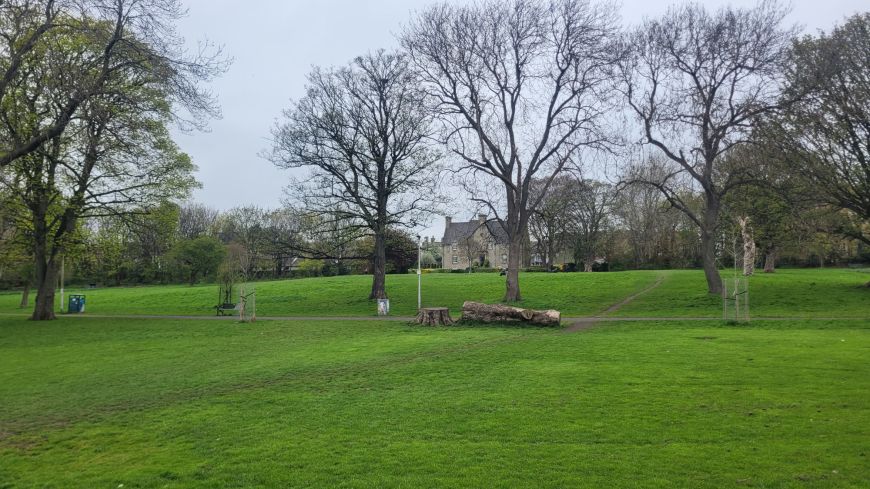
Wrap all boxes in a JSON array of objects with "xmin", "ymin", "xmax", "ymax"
[{"xmin": 460, "ymin": 301, "xmax": 561, "ymax": 326}]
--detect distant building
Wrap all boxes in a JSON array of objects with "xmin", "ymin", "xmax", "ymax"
[{"xmin": 441, "ymin": 214, "xmax": 510, "ymax": 270}]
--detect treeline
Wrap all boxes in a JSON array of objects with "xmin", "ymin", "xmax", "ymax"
[
  {"xmin": 1, "ymin": 1, "xmax": 868, "ymax": 319},
  {"xmin": 1, "ymin": 187, "xmax": 863, "ymax": 295},
  {"xmin": 528, "ymin": 176, "xmax": 868, "ymax": 273},
  {"xmin": 0, "ymin": 202, "xmax": 425, "ymax": 291}
]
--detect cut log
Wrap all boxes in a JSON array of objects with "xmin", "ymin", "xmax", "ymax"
[
  {"xmin": 460, "ymin": 301, "xmax": 560, "ymax": 326},
  {"xmin": 416, "ymin": 307, "xmax": 455, "ymax": 326}
]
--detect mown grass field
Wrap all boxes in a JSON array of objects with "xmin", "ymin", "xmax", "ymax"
[
  {"xmin": 1, "ymin": 268, "xmax": 867, "ymax": 318},
  {"xmin": 0, "ymin": 269, "xmax": 868, "ymax": 488}
]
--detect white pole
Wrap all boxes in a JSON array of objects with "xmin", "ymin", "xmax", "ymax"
[
  {"xmin": 417, "ymin": 236, "xmax": 422, "ymax": 311},
  {"xmin": 59, "ymin": 255, "xmax": 65, "ymax": 313}
]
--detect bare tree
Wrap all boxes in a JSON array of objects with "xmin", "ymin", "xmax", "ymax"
[
  {"xmin": 572, "ymin": 179, "xmax": 617, "ymax": 271},
  {"xmin": 178, "ymin": 202, "xmax": 219, "ymax": 239},
  {"xmin": 259, "ymin": 208, "xmax": 305, "ymax": 278},
  {"xmin": 267, "ymin": 50, "xmax": 440, "ymax": 300},
  {"xmin": 457, "ymin": 229, "xmax": 486, "ymax": 272},
  {"xmin": 614, "ymin": 170, "xmax": 667, "ymax": 268},
  {"xmin": 217, "ymin": 206, "xmax": 267, "ymax": 278},
  {"xmin": 403, "ymin": 0, "xmax": 621, "ymax": 301},
  {"xmin": 529, "ymin": 176, "xmax": 576, "ymax": 270},
  {"xmin": 618, "ymin": 1, "xmax": 796, "ymax": 294}
]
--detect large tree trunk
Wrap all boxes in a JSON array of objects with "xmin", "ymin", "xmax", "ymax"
[
  {"xmin": 583, "ymin": 253, "xmax": 594, "ymax": 272},
  {"xmin": 416, "ymin": 307, "xmax": 454, "ymax": 326},
  {"xmin": 763, "ymin": 246, "xmax": 776, "ymax": 273},
  {"xmin": 701, "ymin": 198, "xmax": 722, "ymax": 295},
  {"xmin": 738, "ymin": 216, "xmax": 756, "ymax": 276},
  {"xmin": 19, "ymin": 277, "xmax": 31, "ymax": 308},
  {"xmin": 522, "ymin": 230, "xmax": 532, "ymax": 267},
  {"xmin": 369, "ymin": 230, "xmax": 387, "ymax": 300},
  {"xmin": 30, "ymin": 200, "xmax": 63, "ymax": 321},
  {"xmin": 504, "ymin": 234, "xmax": 522, "ymax": 302},
  {"xmin": 461, "ymin": 301, "xmax": 560, "ymax": 326},
  {"xmin": 545, "ymin": 239, "xmax": 554, "ymax": 271},
  {"xmin": 31, "ymin": 255, "xmax": 58, "ymax": 320}
]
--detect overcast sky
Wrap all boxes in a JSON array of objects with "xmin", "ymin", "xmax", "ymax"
[{"xmin": 173, "ymin": 0, "xmax": 866, "ymax": 239}]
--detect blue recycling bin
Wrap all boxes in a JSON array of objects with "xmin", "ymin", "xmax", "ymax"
[{"xmin": 68, "ymin": 295, "xmax": 86, "ymax": 313}]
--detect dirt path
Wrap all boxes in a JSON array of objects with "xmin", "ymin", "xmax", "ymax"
[
  {"xmin": 603, "ymin": 275, "xmax": 666, "ymax": 314},
  {"xmin": 562, "ymin": 275, "xmax": 665, "ymax": 333},
  {"xmin": 0, "ymin": 312, "xmax": 416, "ymax": 322}
]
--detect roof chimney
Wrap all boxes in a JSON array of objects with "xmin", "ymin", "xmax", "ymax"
[
  {"xmin": 445, "ymin": 216, "xmax": 452, "ymax": 227},
  {"xmin": 478, "ymin": 213, "xmax": 487, "ymax": 224}
]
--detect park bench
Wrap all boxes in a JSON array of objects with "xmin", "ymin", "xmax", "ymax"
[{"xmin": 215, "ymin": 302, "xmax": 239, "ymax": 316}]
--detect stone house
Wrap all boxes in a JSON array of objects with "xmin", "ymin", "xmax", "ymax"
[{"xmin": 441, "ymin": 214, "xmax": 511, "ymax": 270}]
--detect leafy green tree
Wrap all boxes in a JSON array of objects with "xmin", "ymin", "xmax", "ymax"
[
  {"xmin": 76, "ymin": 203, "xmax": 180, "ymax": 285},
  {"xmin": 721, "ymin": 144, "xmax": 809, "ymax": 273},
  {"xmin": 0, "ymin": 13, "xmax": 220, "ymax": 319},
  {"xmin": 126, "ymin": 203, "xmax": 181, "ymax": 283},
  {"xmin": 169, "ymin": 237, "xmax": 225, "ymax": 286},
  {"xmin": 295, "ymin": 259, "xmax": 324, "ymax": 278},
  {"xmin": 0, "ymin": 0, "xmax": 225, "ymax": 170},
  {"xmin": 0, "ymin": 191, "xmax": 33, "ymax": 304},
  {"xmin": 420, "ymin": 251, "xmax": 437, "ymax": 269},
  {"xmin": 771, "ymin": 13, "xmax": 870, "ymax": 245}
]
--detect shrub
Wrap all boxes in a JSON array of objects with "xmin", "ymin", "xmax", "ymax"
[
  {"xmin": 296, "ymin": 259, "xmax": 324, "ymax": 278},
  {"xmin": 522, "ymin": 266, "xmax": 549, "ymax": 273}
]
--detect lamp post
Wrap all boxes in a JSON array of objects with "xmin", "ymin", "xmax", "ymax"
[
  {"xmin": 59, "ymin": 254, "xmax": 65, "ymax": 313},
  {"xmin": 416, "ymin": 235, "xmax": 422, "ymax": 311}
]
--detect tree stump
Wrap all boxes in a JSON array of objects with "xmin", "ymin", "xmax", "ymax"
[
  {"xmin": 461, "ymin": 301, "xmax": 561, "ymax": 326},
  {"xmin": 416, "ymin": 307, "xmax": 454, "ymax": 326}
]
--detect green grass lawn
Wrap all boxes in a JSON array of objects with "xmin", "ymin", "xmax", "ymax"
[
  {"xmin": 614, "ymin": 268, "xmax": 870, "ymax": 318},
  {"xmin": 1, "ymin": 269, "xmax": 867, "ymax": 487},
  {"xmin": 0, "ymin": 268, "xmax": 867, "ymax": 318},
  {"xmin": 0, "ymin": 270, "xmax": 662, "ymax": 317},
  {"xmin": 1, "ymin": 316, "xmax": 868, "ymax": 488}
]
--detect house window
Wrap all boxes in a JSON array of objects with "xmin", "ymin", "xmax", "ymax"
[
  {"xmin": 452, "ymin": 256, "xmax": 458, "ymax": 264},
  {"xmin": 451, "ymin": 243, "xmax": 457, "ymax": 252}
]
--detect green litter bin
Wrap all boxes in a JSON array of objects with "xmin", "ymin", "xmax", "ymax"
[{"xmin": 68, "ymin": 295, "xmax": 86, "ymax": 313}]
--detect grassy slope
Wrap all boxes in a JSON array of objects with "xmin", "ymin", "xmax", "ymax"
[
  {"xmin": 613, "ymin": 268, "xmax": 870, "ymax": 318},
  {"xmin": 0, "ymin": 271, "xmax": 661, "ymax": 317},
  {"xmin": 1, "ymin": 268, "xmax": 867, "ymax": 318},
  {"xmin": 1, "ymin": 317, "xmax": 868, "ymax": 488}
]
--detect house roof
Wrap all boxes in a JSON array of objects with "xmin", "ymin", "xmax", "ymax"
[{"xmin": 442, "ymin": 218, "xmax": 510, "ymax": 245}]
